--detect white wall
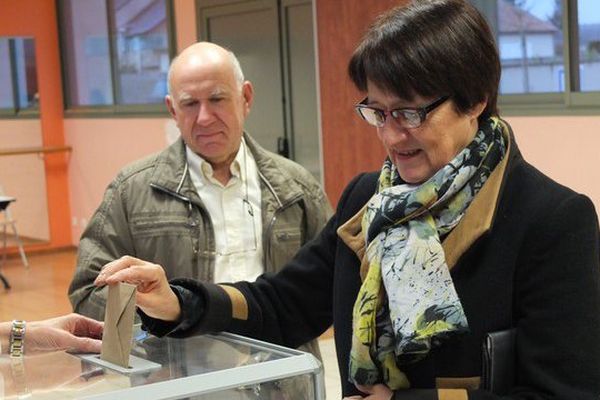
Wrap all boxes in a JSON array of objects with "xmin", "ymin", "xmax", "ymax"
[
  {"xmin": 65, "ymin": 118, "xmax": 175, "ymax": 241},
  {"xmin": 0, "ymin": 119, "xmax": 49, "ymax": 241},
  {"xmin": 507, "ymin": 115, "xmax": 600, "ymax": 215}
]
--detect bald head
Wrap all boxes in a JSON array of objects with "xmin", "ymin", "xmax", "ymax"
[
  {"xmin": 164, "ymin": 41, "xmax": 254, "ymax": 181},
  {"xmin": 167, "ymin": 42, "xmax": 245, "ymax": 94}
]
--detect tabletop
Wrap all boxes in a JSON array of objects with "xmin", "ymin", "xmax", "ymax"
[{"xmin": 0, "ymin": 331, "xmax": 324, "ymax": 400}]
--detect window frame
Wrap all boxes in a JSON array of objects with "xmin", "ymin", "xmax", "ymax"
[
  {"xmin": 57, "ymin": 0, "xmax": 177, "ymax": 118},
  {"xmin": 0, "ymin": 37, "xmax": 40, "ymax": 119},
  {"xmin": 489, "ymin": 0, "xmax": 600, "ymax": 116}
]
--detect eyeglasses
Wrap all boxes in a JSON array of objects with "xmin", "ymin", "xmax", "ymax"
[{"xmin": 355, "ymin": 95, "xmax": 449, "ymax": 129}]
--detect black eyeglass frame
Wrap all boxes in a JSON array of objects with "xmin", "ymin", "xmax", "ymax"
[{"xmin": 355, "ymin": 95, "xmax": 450, "ymax": 128}]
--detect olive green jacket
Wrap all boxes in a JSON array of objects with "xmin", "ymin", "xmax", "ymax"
[{"xmin": 68, "ymin": 133, "xmax": 331, "ymax": 357}]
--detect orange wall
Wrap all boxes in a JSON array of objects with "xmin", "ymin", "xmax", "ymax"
[
  {"xmin": 315, "ymin": 0, "xmax": 403, "ymax": 204},
  {"xmin": 174, "ymin": 0, "xmax": 197, "ymax": 51},
  {"xmin": 0, "ymin": 0, "xmax": 72, "ymax": 250},
  {"xmin": 0, "ymin": 0, "xmax": 198, "ymax": 245}
]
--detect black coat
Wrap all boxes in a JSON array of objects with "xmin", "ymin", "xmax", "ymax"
[{"xmin": 147, "ymin": 133, "xmax": 600, "ymax": 399}]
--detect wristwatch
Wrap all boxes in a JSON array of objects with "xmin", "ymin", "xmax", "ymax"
[{"xmin": 9, "ymin": 320, "xmax": 26, "ymax": 358}]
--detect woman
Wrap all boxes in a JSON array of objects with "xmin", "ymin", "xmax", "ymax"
[
  {"xmin": 0, "ymin": 314, "xmax": 103, "ymax": 356},
  {"xmin": 95, "ymin": 0, "xmax": 600, "ymax": 398}
]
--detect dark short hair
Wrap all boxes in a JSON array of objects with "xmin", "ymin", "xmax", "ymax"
[{"xmin": 348, "ymin": 0, "xmax": 500, "ymax": 122}]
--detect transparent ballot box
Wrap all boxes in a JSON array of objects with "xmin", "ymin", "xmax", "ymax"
[{"xmin": 0, "ymin": 332, "xmax": 325, "ymax": 399}]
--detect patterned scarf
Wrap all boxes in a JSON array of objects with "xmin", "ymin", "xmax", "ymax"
[{"xmin": 349, "ymin": 117, "xmax": 506, "ymax": 389}]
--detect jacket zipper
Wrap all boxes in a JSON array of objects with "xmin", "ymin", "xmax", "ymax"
[{"xmin": 257, "ymin": 169, "xmax": 304, "ymax": 270}]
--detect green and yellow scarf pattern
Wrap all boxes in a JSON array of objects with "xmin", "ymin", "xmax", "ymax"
[{"xmin": 349, "ymin": 117, "xmax": 506, "ymax": 389}]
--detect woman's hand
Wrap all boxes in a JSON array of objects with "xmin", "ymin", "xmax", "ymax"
[
  {"xmin": 343, "ymin": 384, "xmax": 393, "ymax": 400},
  {"xmin": 94, "ymin": 256, "xmax": 181, "ymax": 321},
  {"xmin": 26, "ymin": 313, "xmax": 103, "ymax": 354}
]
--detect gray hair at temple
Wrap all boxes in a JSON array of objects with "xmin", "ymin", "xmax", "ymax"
[{"xmin": 166, "ymin": 43, "xmax": 245, "ymax": 95}]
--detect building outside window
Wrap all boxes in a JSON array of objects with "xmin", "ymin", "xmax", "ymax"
[
  {"xmin": 473, "ymin": 0, "xmax": 600, "ymax": 112},
  {"xmin": 0, "ymin": 37, "xmax": 38, "ymax": 116},
  {"xmin": 577, "ymin": 0, "xmax": 600, "ymax": 91},
  {"xmin": 59, "ymin": 0, "xmax": 174, "ymax": 112},
  {"xmin": 497, "ymin": 0, "xmax": 564, "ymax": 94},
  {"xmin": 112, "ymin": 0, "xmax": 171, "ymax": 104}
]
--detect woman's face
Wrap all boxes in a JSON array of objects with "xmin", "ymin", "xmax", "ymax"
[{"xmin": 366, "ymin": 81, "xmax": 483, "ymax": 184}]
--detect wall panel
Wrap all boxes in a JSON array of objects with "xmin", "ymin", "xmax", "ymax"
[
  {"xmin": 315, "ymin": 0, "xmax": 407, "ymax": 205},
  {"xmin": 0, "ymin": 0, "xmax": 72, "ymax": 250}
]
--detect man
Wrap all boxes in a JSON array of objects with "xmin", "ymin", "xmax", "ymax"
[{"xmin": 68, "ymin": 42, "xmax": 331, "ymax": 357}]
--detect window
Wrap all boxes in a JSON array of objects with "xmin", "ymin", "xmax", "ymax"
[
  {"xmin": 0, "ymin": 37, "xmax": 39, "ymax": 117},
  {"xmin": 58, "ymin": 0, "xmax": 174, "ymax": 114},
  {"xmin": 0, "ymin": 39, "xmax": 14, "ymax": 110},
  {"xmin": 496, "ymin": 0, "xmax": 565, "ymax": 94},
  {"xmin": 577, "ymin": 0, "xmax": 600, "ymax": 92},
  {"xmin": 472, "ymin": 0, "xmax": 600, "ymax": 113}
]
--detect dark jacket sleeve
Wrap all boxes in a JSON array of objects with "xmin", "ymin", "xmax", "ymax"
[{"xmin": 69, "ymin": 175, "xmax": 135, "ymax": 321}]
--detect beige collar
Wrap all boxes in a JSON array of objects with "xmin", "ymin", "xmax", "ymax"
[
  {"xmin": 441, "ymin": 130, "xmax": 510, "ymax": 269},
  {"xmin": 337, "ymin": 123, "xmax": 511, "ymax": 277},
  {"xmin": 337, "ymin": 204, "xmax": 370, "ymax": 280}
]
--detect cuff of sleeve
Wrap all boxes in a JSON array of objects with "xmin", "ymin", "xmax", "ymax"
[
  {"xmin": 137, "ymin": 278, "xmax": 235, "ymax": 338},
  {"xmin": 138, "ymin": 284, "xmax": 196, "ymax": 337},
  {"xmin": 168, "ymin": 278, "xmax": 233, "ymax": 336}
]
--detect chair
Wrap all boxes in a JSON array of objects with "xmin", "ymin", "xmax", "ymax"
[{"xmin": 0, "ymin": 193, "xmax": 29, "ymax": 269}]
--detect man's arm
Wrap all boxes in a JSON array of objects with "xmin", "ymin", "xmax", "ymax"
[
  {"xmin": 68, "ymin": 178, "xmax": 134, "ymax": 321},
  {"xmin": 302, "ymin": 177, "xmax": 334, "ymax": 242}
]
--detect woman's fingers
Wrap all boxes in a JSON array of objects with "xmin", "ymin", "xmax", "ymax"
[
  {"xmin": 94, "ymin": 256, "xmax": 148, "ymax": 286},
  {"xmin": 94, "ymin": 259, "xmax": 180, "ymax": 321}
]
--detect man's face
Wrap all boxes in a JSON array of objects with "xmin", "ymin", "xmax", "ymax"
[{"xmin": 166, "ymin": 56, "xmax": 253, "ymax": 167}]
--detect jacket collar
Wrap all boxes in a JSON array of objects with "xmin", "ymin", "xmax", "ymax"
[
  {"xmin": 242, "ymin": 133, "xmax": 305, "ymax": 207},
  {"xmin": 441, "ymin": 119, "xmax": 513, "ymax": 269},
  {"xmin": 148, "ymin": 137, "xmax": 192, "ymax": 197},
  {"xmin": 338, "ymin": 119, "xmax": 516, "ymax": 274}
]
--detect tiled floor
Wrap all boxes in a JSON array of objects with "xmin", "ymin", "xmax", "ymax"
[{"xmin": 0, "ymin": 250, "xmax": 75, "ymax": 321}]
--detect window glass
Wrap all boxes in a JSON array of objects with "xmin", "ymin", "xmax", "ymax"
[
  {"xmin": 496, "ymin": 0, "xmax": 564, "ymax": 94},
  {"xmin": 60, "ymin": 0, "xmax": 170, "ymax": 108},
  {"xmin": 60, "ymin": 0, "xmax": 113, "ymax": 106},
  {"xmin": 578, "ymin": 0, "xmax": 600, "ymax": 91},
  {"xmin": 13, "ymin": 38, "xmax": 39, "ymax": 110},
  {"xmin": 110, "ymin": 0, "xmax": 170, "ymax": 105},
  {"xmin": 0, "ymin": 38, "xmax": 15, "ymax": 109}
]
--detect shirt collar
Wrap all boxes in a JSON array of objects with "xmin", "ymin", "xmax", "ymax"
[{"xmin": 186, "ymin": 139, "xmax": 247, "ymax": 188}]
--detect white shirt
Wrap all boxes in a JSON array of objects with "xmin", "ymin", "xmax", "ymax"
[{"xmin": 186, "ymin": 138, "xmax": 263, "ymax": 283}]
